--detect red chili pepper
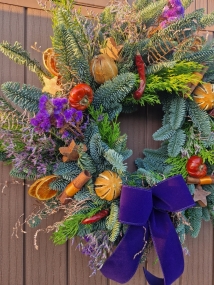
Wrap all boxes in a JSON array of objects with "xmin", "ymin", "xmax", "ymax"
[
  {"xmin": 81, "ymin": 209, "xmax": 109, "ymax": 224},
  {"xmin": 133, "ymin": 52, "xmax": 146, "ymax": 100},
  {"xmin": 186, "ymin": 155, "xmax": 207, "ymax": 178}
]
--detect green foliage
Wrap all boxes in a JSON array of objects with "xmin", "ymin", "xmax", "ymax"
[
  {"xmin": 133, "ymin": 0, "xmax": 152, "ymax": 11},
  {"xmin": 49, "ymin": 178, "xmax": 69, "ymax": 191},
  {"xmin": 137, "ymin": 168, "xmax": 161, "ymax": 186},
  {"xmin": 165, "ymin": 156, "xmax": 188, "ymax": 178},
  {"xmin": 92, "ymin": 72, "xmax": 137, "ymax": 120},
  {"xmin": 187, "ymin": 100, "xmax": 211, "ymax": 137},
  {"xmin": 10, "ymin": 168, "xmax": 37, "ymax": 180},
  {"xmin": 104, "ymin": 149, "xmax": 127, "ymax": 175},
  {"xmin": 52, "ymin": 24, "xmax": 92, "ymax": 85},
  {"xmin": 200, "ymin": 12, "xmax": 214, "ymax": 28},
  {"xmin": 202, "ymin": 207, "xmax": 210, "ymax": 222},
  {"xmin": 106, "ymin": 203, "xmax": 119, "ymax": 231},
  {"xmin": 51, "ymin": 207, "xmax": 101, "ymax": 244},
  {"xmin": 141, "ymin": 145, "xmax": 169, "ymax": 173},
  {"xmin": 1, "ymin": 82, "xmax": 43, "ymax": 113},
  {"xmin": 138, "ymin": 0, "xmax": 167, "ymax": 26},
  {"xmin": 153, "ymin": 124, "xmax": 176, "ymax": 141},
  {"xmin": 181, "ymin": 0, "xmax": 193, "ymax": 9},
  {"xmin": 88, "ymin": 106, "xmax": 121, "ymax": 148},
  {"xmin": 169, "ymin": 96, "xmax": 187, "ymax": 130},
  {"xmin": 167, "ymin": 129, "xmax": 186, "ymax": 157},
  {"xmin": 185, "ymin": 207, "xmax": 202, "ymax": 238},
  {"xmin": 78, "ymin": 151, "xmax": 97, "ymax": 175},
  {"xmin": 125, "ymin": 61, "xmax": 203, "ymax": 108},
  {"xmin": 54, "ymin": 161, "xmax": 81, "ymax": 177},
  {"xmin": 0, "ymin": 41, "xmax": 50, "ymax": 83},
  {"xmin": 109, "ymin": 221, "xmax": 121, "ymax": 243}
]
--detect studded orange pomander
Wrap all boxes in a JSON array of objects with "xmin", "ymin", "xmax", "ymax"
[
  {"xmin": 193, "ymin": 82, "xmax": 214, "ymax": 110},
  {"xmin": 95, "ymin": 170, "xmax": 122, "ymax": 201}
]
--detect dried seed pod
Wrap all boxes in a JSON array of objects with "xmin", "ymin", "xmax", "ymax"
[
  {"xmin": 95, "ymin": 170, "xmax": 122, "ymax": 201},
  {"xmin": 90, "ymin": 54, "xmax": 118, "ymax": 84}
]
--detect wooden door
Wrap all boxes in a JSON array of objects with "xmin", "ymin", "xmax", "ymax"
[{"xmin": 0, "ymin": 1, "xmax": 213, "ymax": 284}]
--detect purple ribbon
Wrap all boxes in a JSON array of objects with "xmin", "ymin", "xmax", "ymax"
[{"xmin": 101, "ymin": 175, "xmax": 195, "ymax": 285}]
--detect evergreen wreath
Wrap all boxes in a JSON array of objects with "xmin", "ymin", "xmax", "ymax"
[{"xmin": 1, "ymin": 0, "xmax": 214, "ymax": 283}]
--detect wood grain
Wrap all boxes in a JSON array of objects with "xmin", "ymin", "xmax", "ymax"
[
  {"xmin": 0, "ymin": 0, "xmax": 106, "ymax": 14},
  {"xmin": 24, "ymin": 8, "xmax": 68, "ymax": 285},
  {"xmin": 69, "ymin": 238, "xmax": 108, "ymax": 285},
  {"xmin": 0, "ymin": 4, "xmax": 25, "ymax": 285}
]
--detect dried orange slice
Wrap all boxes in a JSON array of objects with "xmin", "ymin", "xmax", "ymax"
[
  {"xmin": 28, "ymin": 176, "xmax": 48, "ymax": 198},
  {"xmin": 43, "ymin": 48, "xmax": 59, "ymax": 76},
  {"xmin": 35, "ymin": 175, "xmax": 58, "ymax": 201}
]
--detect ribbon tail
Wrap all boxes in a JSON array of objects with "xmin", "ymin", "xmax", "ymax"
[
  {"xmin": 101, "ymin": 225, "xmax": 149, "ymax": 284},
  {"xmin": 144, "ymin": 268, "xmax": 164, "ymax": 285},
  {"xmin": 148, "ymin": 209, "xmax": 184, "ymax": 285}
]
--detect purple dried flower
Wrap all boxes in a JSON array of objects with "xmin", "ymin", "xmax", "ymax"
[
  {"xmin": 31, "ymin": 95, "xmax": 87, "ymax": 139},
  {"xmin": 160, "ymin": 0, "xmax": 184, "ymax": 28},
  {"xmin": 64, "ymin": 109, "xmax": 76, "ymax": 122},
  {"xmin": 39, "ymin": 95, "xmax": 49, "ymax": 111}
]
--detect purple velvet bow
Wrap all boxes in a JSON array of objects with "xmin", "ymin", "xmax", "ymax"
[{"xmin": 101, "ymin": 175, "xmax": 195, "ymax": 285}]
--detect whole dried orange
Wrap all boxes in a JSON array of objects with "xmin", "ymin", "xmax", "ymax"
[{"xmin": 28, "ymin": 175, "xmax": 58, "ymax": 200}]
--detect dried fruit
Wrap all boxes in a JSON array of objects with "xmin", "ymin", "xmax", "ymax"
[
  {"xmin": 193, "ymin": 82, "xmax": 214, "ymax": 110},
  {"xmin": 43, "ymin": 48, "xmax": 59, "ymax": 76},
  {"xmin": 68, "ymin": 83, "xmax": 94, "ymax": 111},
  {"xmin": 186, "ymin": 155, "xmax": 207, "ymax": 178},
  {"xmin": 95, "ymin": 170, "xmax": 122, "ymax": 201},
  {"xmin": 33, "ymin": 175, "xmax": 58, "ymax": 200},
  {"xmin": 90, "ymin": 54, "xmax": 118, "ymax": 84}
]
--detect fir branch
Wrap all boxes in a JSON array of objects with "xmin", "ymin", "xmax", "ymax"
[
  {"xmin": 187, "ymin": 100, "xmax": 211, "ymax": 137},
  {"xmin": 185, "ymin": 207, "xmax": 202, "ymax": 238},
  {"xmin": 104, "ymin": 149, "xmax": 127, "ymax": 175},
  {"xmin": 200, "ymin": 11, "xmax": 214, "ymax": 29},
  {"xmin": 0, "ymin": 41, "xmax": 50, "ymax": 83},
  {"xmin": 138, "ymin": 0, "xmax": 167, "ymax": 26},
  {"xmin": 169, "ymin": 96, "xmax": 187, "ymax": 130},
  {"xmin": 109, "ymin": 221, "xmax": 121, "ymax": 242},
  {"xmin": 92, "ymin": 72, "xmax": 137, "ymax": 120},
  {"xmin": 167, "ymin": 129, "xmax": 186, "ymax": 157},
  {"xmin": 181, "ymin": 0, "xmax": 193, "ymax": 9},
  {"xmin": 1, "ymin": 82, "xmax": 43, "ymax": 113},
  {"xmin": 153, "ymin": 124, "xmax": 176, "ymax": 141},
  {"xmin": 106, "ymin": 203, "xmax": 119, "ymax": 231},
  {"xmin": 52, "ymin": 24, "xmax": 92, "ymax": 84}
]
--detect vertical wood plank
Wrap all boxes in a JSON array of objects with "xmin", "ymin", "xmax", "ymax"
[
  {"xmin": 196, "ymin": 0, "xmax": 208, "ymax": 12},
  {"xmin": 180, "ymin": 222, "xmax": 213, "ymax": 285},
  {"xmin": 0, "ymin": 4, "xmax": 25, "ymax": 285},
  {"xmin": 185, "ymin": 0, "xmax": 196, "ymax": 14},
  {"xmin": 68, "ymin": 238, "xmax": 108, "ymax": 285},
  {"xmin": 208, "ymin": 0, "xmax": 214, "ymax": 31},
  {"xmin": 24, "ymin": 8, "xmax": 68, "ymax": 285}
]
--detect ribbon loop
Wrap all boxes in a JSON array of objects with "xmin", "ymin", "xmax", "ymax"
[
  {"xmin": 151, "ymin": 175, "xmax": 195, "ymax": 212},
  {"xmin": 119, "ymin": 185, "xmax": 152, "ymax": 225}
]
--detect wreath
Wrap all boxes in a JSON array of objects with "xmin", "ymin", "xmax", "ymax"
[{"xmin": 1, "ymin": 0, "xmax": 214, "ymax": 284}]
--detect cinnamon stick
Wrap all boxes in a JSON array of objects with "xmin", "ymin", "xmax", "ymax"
[
  {"xmin": 59, "ymin": 170, "xmax": 91, "ymax": 205},
  {"xmin": 186, "ymin": 175, "xmax": 214, "ymax": 185},
  {"xmin": 184, "ymin": 66, "xmax": 208, "ymax": 98}
]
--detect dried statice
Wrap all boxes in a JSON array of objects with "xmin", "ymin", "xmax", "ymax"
[
  {"xmin": 76, "ymin": 231, "xmax": 113, "ymax": 276},
  {"xmin": 31, "ymin": 95, "xmax": 88, "ymax": 139},
  {"xmin": 5, "ymin": 126, "xmax": 60, "ymax": 179}
]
